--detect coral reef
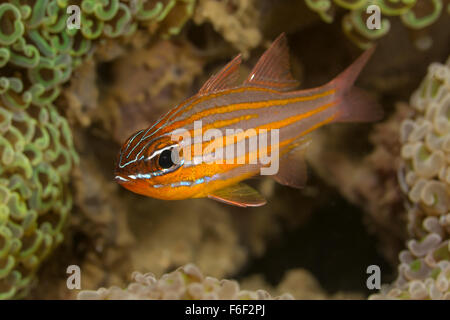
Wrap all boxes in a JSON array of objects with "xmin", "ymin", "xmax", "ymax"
[
  {"xmin": 305, "ymin": 0, "xmax": 449, "ymax": 49},
  {"xmin": 0, "ymin": 0, "xmax": 445, "ymax": 301},
  {"xmin": 370, "ymin": 56, "xmax": 450, "ymax": 299},
  {"xmin": 0, "ymin": 0, "xmax": 195, "ymax": 299},
  {"xmin": 77, "ymin": 263, "xmax": 365, "ymax": 300},
  {"xmin": 77, "ymin": 263, "xmax": 294, "ymax": 300},
  {"xmin": 0, "ymin": 92, "xmax": 77, "ymax": 299},
  {"xmin": 27, "ymin": 13, "xmax": 317, "ymax": 299}
]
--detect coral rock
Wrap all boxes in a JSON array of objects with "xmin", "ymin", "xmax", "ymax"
[
  {"xmin": 371, "ymin": 56, "xmax": 450, "ymax": 300},
  {"xmin": 77, "ymin": 263, "xmax": 294, "ymax": 300}
]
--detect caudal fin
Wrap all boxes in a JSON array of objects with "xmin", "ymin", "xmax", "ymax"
[{"xmin": 328, "ymin": 46, "xmax": 383, "ymax": 123}]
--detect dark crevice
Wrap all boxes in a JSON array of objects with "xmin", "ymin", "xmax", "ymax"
[{"xmin": 235, "ymin": 193, "xmax": 396, "ymax": 296}]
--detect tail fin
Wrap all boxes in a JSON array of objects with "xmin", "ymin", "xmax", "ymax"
[{"xmin": 328, "ymin": 46, "xmax": 383, "ymax": 123}]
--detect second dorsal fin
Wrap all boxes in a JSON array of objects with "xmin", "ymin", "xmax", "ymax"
[
  {"xmin": 198, "ymin": 54, "xmax": 242, "ymax": 95},
  {"xmin": 244, "ymin": 33, "xmax": 299, "ymax": 91}
]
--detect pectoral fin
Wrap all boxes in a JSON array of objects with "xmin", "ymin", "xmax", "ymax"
[{"xmin": 208, "ymin": 183, "xmax": 267, "ymax": 207}]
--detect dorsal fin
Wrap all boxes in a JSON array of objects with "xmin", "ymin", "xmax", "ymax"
[
  {"xmin": 198, "ymin": 54, "xmax": 242, "ymax": 95},
  {"xmin": 244, "ymin": 33, "xmax": 299, "ymax": 91}
]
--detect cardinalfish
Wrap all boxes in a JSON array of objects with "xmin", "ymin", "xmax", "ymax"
[{"xmin": 114, "ymin": 33, "xmax": 382, "ymax": 207}]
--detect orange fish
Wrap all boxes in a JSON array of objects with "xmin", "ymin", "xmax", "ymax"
[{"xmin": 114, "ymin": 33, "xmax": 382, "ymax": 207}]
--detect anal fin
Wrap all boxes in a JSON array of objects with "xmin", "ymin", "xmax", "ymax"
[
  {"xmin": 274, "ymin": 141, "xmax": 310, "ymax": 189},
  {"xmin": 208, "ymin": 183, "xmax": 266, "ymax": 207}
]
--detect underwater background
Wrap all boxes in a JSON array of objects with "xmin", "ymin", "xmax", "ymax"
[{"xmin": 0, "ymin": 0, "xmax": 449, "ymax": 299}]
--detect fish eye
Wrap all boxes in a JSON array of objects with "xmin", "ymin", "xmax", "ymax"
[{"xmin": 158, "ymin": 149, "xmax": 175, "ymax": 169}]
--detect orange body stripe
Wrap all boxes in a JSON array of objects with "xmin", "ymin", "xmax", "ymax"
[
  {"xmin": 201, "ymin": 114, "xmax": 259, "ymax": 131},
  {"xmin": 173, "ymin": 86, "xmax": 278, "ymax": 119}
]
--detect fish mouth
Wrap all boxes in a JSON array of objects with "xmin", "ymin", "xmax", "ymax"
[{"xmin": 114, "ymin": 174, "xmax": 130, "ymax": 184}]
